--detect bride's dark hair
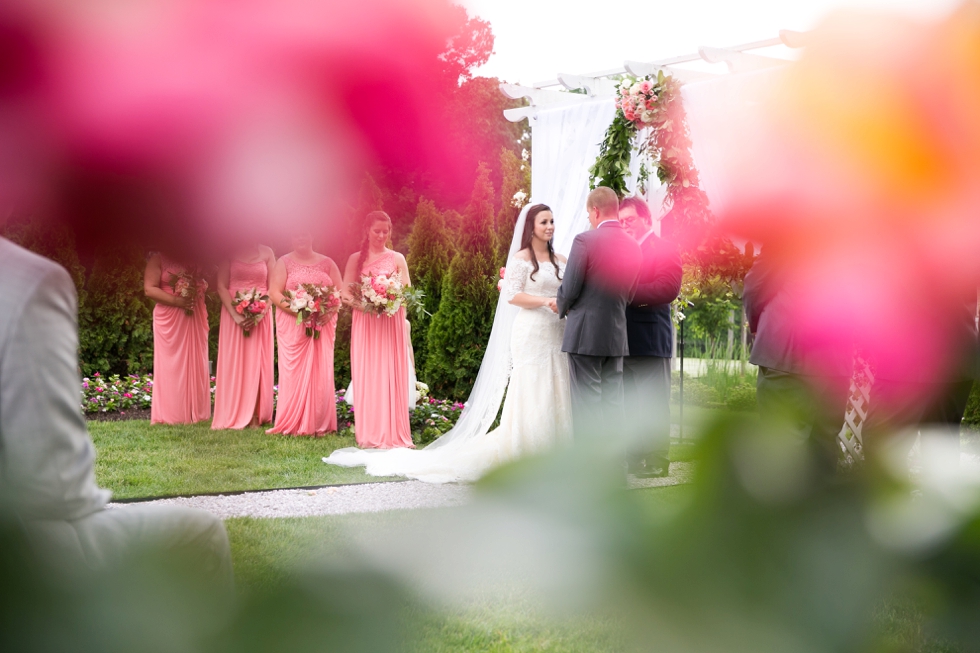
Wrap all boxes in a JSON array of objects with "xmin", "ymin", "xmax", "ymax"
[
  {"xmin": 356, "ymin": 211, "xmax": 392, "ymax": 275},
  {"xmin": 520, "ymin": 204, "xmax": 561, "ymax": 282}
]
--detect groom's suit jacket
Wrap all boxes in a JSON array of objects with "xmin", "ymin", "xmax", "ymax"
[
  {"xmin": 557, "ymin": 220, "xmax": 642, "ymax": 357},
  {"xmin": 0, "ymin": 237, "xmax": 110, "ymax": 521},
  {"xmin": 625, "ymin": 231, "xmax": 682, "ymax": 358}
]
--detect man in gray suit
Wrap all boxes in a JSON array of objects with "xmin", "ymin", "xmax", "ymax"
[
  {"xmin": 0, "ymin": 236, "xmax": 232, "ymax": 581},
  {"xmin": 744, "ymin": 244, "xmax": 851, "ymax": 472},
  {"xmin": 557, "ymin": 187, "xmax": 642, "ymax": 441}
]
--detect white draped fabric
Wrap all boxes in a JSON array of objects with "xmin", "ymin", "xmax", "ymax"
[{"xmin": 681, "ymin": 67, "xmax": 786, "ymax": 218}]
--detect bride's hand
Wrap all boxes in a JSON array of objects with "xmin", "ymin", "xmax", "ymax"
[{"xmin": 545, "ymin": 297, "xmax": 559, "ymax": 314}]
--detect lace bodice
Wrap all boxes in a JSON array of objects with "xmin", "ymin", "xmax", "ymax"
[
  {"xmin": 361, "ymin": 250, "xmax": 398, "ymax": 277},
  {"xmin": 502, "ymin": 256, "xmax": 565, "ymax": 302},
  {"xmin": 229, "ymin": 259, "xmax": 269, "ymax": 294},
  {"xmin": 284, "ymin": 255, "xmax": 334, "ymax": 289}
]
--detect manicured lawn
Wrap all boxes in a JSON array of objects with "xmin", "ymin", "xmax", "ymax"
[
  {"xmin": 91, "ymin": 419, "xmax": 702, "ymax": 500},
  {"xmin": 224, "ymin": 486, "xmax": 953, "ymax": 653},
  {"xmin": 90, "ymin": 419, "xmax": 376, "ymax": 499},
  {"xmin": 225, "ymin": 490, "xmax": 689, "ymax": 653}
]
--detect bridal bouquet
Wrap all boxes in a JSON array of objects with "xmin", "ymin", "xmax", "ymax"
[
  {"xmin": 283, "ymin": 283, "xmax": 342, "ymax": 338},
  {"xmin": 167, "ymin": 270, "xmax": 207, "ymax": 316},
  {"xmin": 232, "ymin": 287, "xmax": 269, "ymax": 337}
]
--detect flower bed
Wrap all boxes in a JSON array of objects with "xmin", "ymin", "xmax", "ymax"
[
  {"xmin": 82, "ymin": 373, "xmax": 465, "ymax": 444},
  {"xmin": 81, "ymin": 373, "xmax": 154, "ymax": 414}
]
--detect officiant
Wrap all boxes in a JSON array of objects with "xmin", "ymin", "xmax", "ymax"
[{"xmin": 619, "ymin": 197, "xmax": 683, "ymax": 478}]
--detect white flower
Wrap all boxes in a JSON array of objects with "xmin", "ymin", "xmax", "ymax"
[
  {"xmin": 640, "ymin": 110, "xmax": 654, "ymax": 123},
  {"xmin": 289, "ymin": 296, "xmax": 309, "ymax": 312}
]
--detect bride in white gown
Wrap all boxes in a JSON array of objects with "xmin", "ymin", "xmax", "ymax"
[{"xmin": 324, "ymin": 204, "xmax": 572, "ymax": 483}]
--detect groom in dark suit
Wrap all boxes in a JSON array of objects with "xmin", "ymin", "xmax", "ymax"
[
  {"xmin": 619, "ymin": 196, "xmax": 683, "ymax": 477},
  {"xmin": 558, "ymin": 187, "xmax": 642, "ymax": 441}
]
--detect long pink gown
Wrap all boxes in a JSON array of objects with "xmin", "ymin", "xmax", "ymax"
[
  {"xmin": 351, "ymin": 251, "xmax": 413, "ymax": 449},
  {"xmin": 211, "ymin": 259, "xmax": 275, "ymax": 430},
  {"xmin": 151, "ymin": 255, "xmax": 211, "ymax": 425},
  {"xmin": 267, "ymin": 255, "xmax": 338, "ymax": 436}
]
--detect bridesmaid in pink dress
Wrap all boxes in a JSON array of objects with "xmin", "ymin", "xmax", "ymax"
[
  {"xmin": 144, "ymin": 253, "xmax": 211, "ymax": 424},
  {"xmin": 343, "ymin": 211, "xmax": 414, "ymax": 449},
  {"xmin": 211, "ymin": 246, "xmax": 277, "ymax": 429},
  {"xmin": 267, "ymin": 234, "xmax": 343, "ymax": 436}
]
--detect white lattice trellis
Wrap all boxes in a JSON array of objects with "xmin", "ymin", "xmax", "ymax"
[{"xmin": 837, "ymin": 358, "xmax": 874, "ymax": 464}]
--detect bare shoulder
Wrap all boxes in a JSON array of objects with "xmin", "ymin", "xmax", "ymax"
[
  {"xmin": 345, "ymin": 251, "xmax": 360, "ymax": 267},
  {"xmin": 513, "ymin": 248, "xmax": 532, "ymax": 262},
  {"xmin": 259, "ymin": 245, "xmax": 276, "ymax": 261},
  {"xmin": 556, "ymin": 253, "xmax": 568, "ymax": 263}
]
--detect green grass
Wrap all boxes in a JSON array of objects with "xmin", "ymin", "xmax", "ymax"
[
  {"xmin": 90, "ymin": 419, "xmax": 377, "ymax": 499},
  {"xmin": 91, "ymin": 419, "xmax": 703, "ymax": 500},
  {"xmin": 224, "ymin": 485, "xmax": 954, "ymax": 653}
]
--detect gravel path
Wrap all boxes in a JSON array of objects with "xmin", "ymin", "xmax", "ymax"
[
  {"xmin": 107, "ymin": 481, "xmax": 474, "ymax": 519},
  {"xmin": 107, "ymin": 461, "xmax": 697, "ymax": 519}
]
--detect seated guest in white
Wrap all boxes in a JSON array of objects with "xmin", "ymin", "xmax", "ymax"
[{"xmin": 0, "ymin": 237, "xmax": 232, "ymax": 582}]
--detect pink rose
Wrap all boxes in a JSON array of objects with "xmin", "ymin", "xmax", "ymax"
[
  {"xmin": 640, "ymin": 80, "xmax": 653, "ymax": 94},
  {"xmin": 499, "ymin": 267, "xmax": 506, "ymax": 279},
  {"xmin": 235, "ymin": 302, "xmax": 247, "ymax": 314}
]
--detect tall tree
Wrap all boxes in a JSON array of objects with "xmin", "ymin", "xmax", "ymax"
[
  {"xmin": 439, "ymin": 4, "xmax": 495, "ymax": 86},
  {"xmin": 494, "ymin": 146, "xmax": 529, "ymax": 266},
  {"xmin": 424, "ymin": 164, "xmax": 498, "ymax": 399},
  {"xmin": 406, "ymin": 198, "xmax": 454, "ymax": 375}
]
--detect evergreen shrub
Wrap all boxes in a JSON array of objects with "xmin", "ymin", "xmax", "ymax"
[{"xmin": 425, "ymin": 164, "xmax": 499, "ymax": 400}]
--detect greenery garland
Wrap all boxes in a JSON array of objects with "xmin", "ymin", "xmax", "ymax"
[{"xmin": 590, "ymin": 71, "xmax": 752, "ymax": 293}]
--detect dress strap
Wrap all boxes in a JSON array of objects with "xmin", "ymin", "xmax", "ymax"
[{"xmin": 362, "ymin": 250, "xmax": 394, "ymax": 274}]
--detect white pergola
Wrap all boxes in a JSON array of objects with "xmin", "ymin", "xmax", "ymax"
[
  {"xmin": 497, "ymin": 29, "xmax": 808, "ymax": 123},
  {"xmin": 494, "ymin": 30, "xmax": 870, "ymax": 462}
]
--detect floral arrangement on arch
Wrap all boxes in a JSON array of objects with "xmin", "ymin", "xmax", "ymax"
[{"xmin": 591, "ymin": 71, "xmax": 752, "ymax": 293}]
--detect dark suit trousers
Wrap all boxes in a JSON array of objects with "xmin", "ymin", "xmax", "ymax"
[
  {"xmin": 567, "ymin": 354, "xmax": 625, "ymax": 440},
  {"xmin": 756, "ymin": 367, "xmax": 849, "ymax": 474},
  {"xmin": 623, "ymin": 356, "xmax": 671, "ymax": 467}
]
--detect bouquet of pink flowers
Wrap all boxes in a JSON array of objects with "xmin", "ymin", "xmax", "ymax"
[
  {"xmin": 232, "ymin": 287, "xmax": 270, "ymax": 337},
  {"xmin": 167, "ymin": 270, "xmax": 207, "ymax": 316},
  {"xmin": 353, "ymin": 271, "xmax": 407, "ymax": 317},
  {"xmin": 615, "ymin": 75, "xmax": 661, "ymax": 129},
  {"xmin": 283, "ymin": 283, "xmax": 342, "ymax": 338}
]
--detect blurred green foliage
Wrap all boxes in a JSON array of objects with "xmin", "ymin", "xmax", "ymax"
[{"xmin": 11, "ymin": 412, "xmax": 980, "ymax": 652}]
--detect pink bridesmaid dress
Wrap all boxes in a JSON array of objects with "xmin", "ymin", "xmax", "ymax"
[
  {"xmin": 267, "ymin": 255, "xmax": 338, "ymax": 436},
  {"xmin": 151, "ymin": 255, "xmax": 211, "ymax": 424},
  {"xmin": 211, "ymin": 259, "xmax": 275, "ymax": 430},
  {"xmin": 351, "ymin": 251, "xmax": 413, "ymax": 449}
]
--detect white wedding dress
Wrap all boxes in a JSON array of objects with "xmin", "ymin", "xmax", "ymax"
[{"xmin": 324, "ymin": 256, "xmax": 572, "ymax": 483}]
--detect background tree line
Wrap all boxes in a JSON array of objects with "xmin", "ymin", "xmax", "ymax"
[{"xmin": 0, "ymin": 6, "xmax": 530, "ymax": 400}]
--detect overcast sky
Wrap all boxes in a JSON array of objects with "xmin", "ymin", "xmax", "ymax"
[{"xmin": 461, "ymin": 0, "xmax": 962, "ymax": 86}]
